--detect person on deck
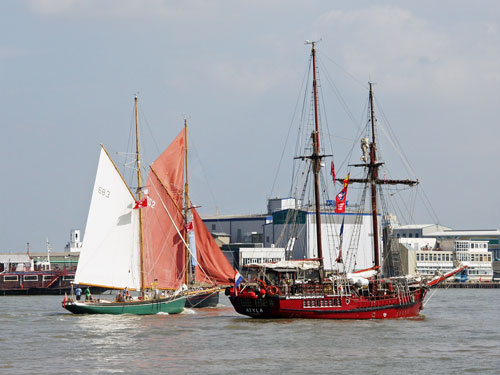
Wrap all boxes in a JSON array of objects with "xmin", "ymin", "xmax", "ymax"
[
  {"xmin": 75, "ymin": 286, "xmax": 82, "ymax": 301},
  {"xmin": 85, "ymin": 287, "xmax": 91, "ymax": 301}
]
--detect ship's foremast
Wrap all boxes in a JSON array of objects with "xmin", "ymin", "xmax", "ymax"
[
  {"xmin": 296, "ymin": 41, "xmax": 332, "ymax": 280},
  {"xmin": 368, "ymin": 84, "xmax": 381, "ymax": 268},
  {"xmin": 311, "ymin": 42, "xmax": 323, "ymax": 275}
]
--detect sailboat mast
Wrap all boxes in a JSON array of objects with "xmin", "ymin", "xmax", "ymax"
[
  {"xmin": 135, "ymin": 95, "xmax": 146, "ymax": 289},
  {"xmin": 310, "ymin": 41, "xmax": 324, "ymax": 270},
  {"xmin": 346, "ymin": 83, "xmax": 419, "ymax": 270},
  {"xmin": 184, "ymin": 119, "xmax": 190, "ymax": 285},
  {"xmin": 368, "ymin": 83, "xmax": 380, "ymax": 269}
]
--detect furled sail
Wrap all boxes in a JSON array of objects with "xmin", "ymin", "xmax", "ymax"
[
  {"xmin": 141, "ymin": 130, "xmax": 186, "ymax": 289},
  {"xmin": 192, "ymin": 207, "xmax": 236, "ymax": 284},
  {"xmin": 75, "ymin": 146, "xmax": 141, "ymax": 290}
]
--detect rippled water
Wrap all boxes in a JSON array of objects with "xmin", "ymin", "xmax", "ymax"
[{"xmin": 0, "ymin": 289, "xmax": 499, "ymax": 374}]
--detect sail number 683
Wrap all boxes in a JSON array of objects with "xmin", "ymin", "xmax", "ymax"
[{"xmin": 98, "ymin": 186, "xmax": 111, "ymax": 198}]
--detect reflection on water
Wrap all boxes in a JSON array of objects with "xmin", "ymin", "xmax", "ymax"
[{"xmin": 1, "ymin": 290, "xmax": 500, "ymax": 374}]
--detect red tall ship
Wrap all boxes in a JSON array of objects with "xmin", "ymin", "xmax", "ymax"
[{"xmin": 228, "ymin": 41, "xmax": 464, "ymax": 319}]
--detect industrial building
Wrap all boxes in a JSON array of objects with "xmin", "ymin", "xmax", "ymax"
[{"xmin": 203, "ymin": 198, "xmax": 379, "ymax": 272}]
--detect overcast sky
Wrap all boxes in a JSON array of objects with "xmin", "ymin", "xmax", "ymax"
[{"xmin": 1, "ymin": 1, "xmax": 499, "ymax": 252}]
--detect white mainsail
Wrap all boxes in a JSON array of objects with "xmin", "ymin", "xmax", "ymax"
[{"xmin": 74, "ymin": 146, "xmax": 141, "ymax": 290}]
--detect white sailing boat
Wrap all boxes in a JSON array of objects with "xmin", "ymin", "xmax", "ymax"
[{"xmin": 63, "ymin": 96, "xmax": 187, "ymax": 314}]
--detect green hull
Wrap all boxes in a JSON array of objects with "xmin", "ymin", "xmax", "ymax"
[{"xmin": 63, "ymin": 296, "xmax": 186, "ymax": 315}]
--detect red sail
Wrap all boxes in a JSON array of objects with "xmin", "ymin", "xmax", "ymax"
[
  {"xmin": 141, "ymin": 130, "xmax": 186, "ymax": 290},
  {"xmin": 192, "ymin": 207, "xmax": 235, "ymax": 285}
]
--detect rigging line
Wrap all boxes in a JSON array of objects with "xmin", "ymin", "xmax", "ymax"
[
  {"xmin": 387, "ymin": 189, "xmax": 411, "ymax": 228},
  {"xmin": 186, "ymin": 128, "xmax": 222, "ymax": 217},
  {"xmin": 373, "ymin": 115, "xmax": 416, "ymax": 181},
  {"xmin": 319, "ymin": 51, "xmax": 368, "ymax": 90},
  {"xmin": 379, "ymin": 186, "xmax": 403, "ymax": 276},
  {"xmin": 335, "ymin": 100, "xmax": 370, "ymax": 176},
  {"xmin": 271, "ymin": 55, "xmax": 311, "ymax": 198},
  {"xmin": 318, "ymin": 57, "xmax": 363, "ymax": 132},
  {"xmin": 150, "ymin": 166, "xmax": 184, "ymax": 216},
  {"xmin": 382, "ymin": 166, "xmax": 431, "ymax": 227},
  {"xmin": 344, "ymin": 181, "xmax": 368, "ymax": 271},
  {"xmin": 373, "ymin": 96, "xmax": 418, "ymax": 179},
  {"xmin": 410, "ymin": 185, "xmax": 418, "ymax": 218},
  {"xmin": 318, "ymin": 132, "xmax": 357, "ymax": 143},
  {"xmin": 123, "ymin": 104, "xmax": 137, "ymax": 192},
  {"xmin": 296, "ymin": 162, "xmax": 312, "ymax": 208},
  {"xmin": 275, "ymin": 210, "xmax": 300, "ymax": 252},
  {"xmin": 137, "ymin": 103, "xmax": 163, "ymax": 159},
  {"xmin": 315, "ymin": 64, "xmax": 338, "ymax": 180},
  {"xmin": 422, "ymin": 188, "xmax": 440, "ymax": 224},
  {"xmin": 122, "ymin": 99, "xmax": 155, "ymax": 196},
  {"xmin": 315, "ymin": 67, "xmax": 328, "ymax": 155},
  {"xmin": 416, "ymin": 185, "xmax": 440, "ymax": 224},
  {"xmin": 423, "ymin": 287, "xmax": 439, "ymax": 307},
  {"xmin": 291, "ymin": 59, "xmax": 314, "ymax": 196},
  {"xmin": 385, "ymin": 183, "xmax": 417, "ymax": 227},
  {"xmin": 334, "ymin": 124, "xmax": 366, "ymax": 186},
  {"xmin": 309, "ymin": 57, "xmax": 333, "ymax": 163},
  {"xmin": 148, "ymin": 174, "xmax": 212, "ymax": 281}
]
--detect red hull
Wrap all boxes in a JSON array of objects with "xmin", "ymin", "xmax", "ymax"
[{"xmin": 229, "ymin": 288, "xmax": 427, "ymax": 319}]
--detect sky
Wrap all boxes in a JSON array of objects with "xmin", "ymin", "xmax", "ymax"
[{"xmin": 1, "ymin": 0, "xmax": 499, "ymax": 252}]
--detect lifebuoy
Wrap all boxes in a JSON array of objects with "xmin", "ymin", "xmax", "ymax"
[{"xmin": 267, "ymin": 286, "xmax": 279, "ymax": 295}]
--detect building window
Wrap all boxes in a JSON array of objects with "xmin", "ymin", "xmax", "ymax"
[{"xmin": 212, "ymin": 224, "xmax": 216, "ymax": 231}]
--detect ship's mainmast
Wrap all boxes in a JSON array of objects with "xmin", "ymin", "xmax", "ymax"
[
  {"xmin": 135, "ymin": 95, "xmax": 146, "ymax": 289},
  {"xmin": 184, "ymin": 119, "xmax": 191, "ymax": 285},
  {"xmin": 368, "ymin": 83, "xmax": 381, "ymax": 268},
  {"xmin": 347, "ymin": 83, "xmax": 418, "ymax": 270}
]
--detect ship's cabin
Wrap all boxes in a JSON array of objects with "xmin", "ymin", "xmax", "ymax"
[{"xmin": 243, "ymin": 260, "xmax": 322, "ymax": 284}]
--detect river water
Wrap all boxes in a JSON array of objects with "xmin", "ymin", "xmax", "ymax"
[{"xmin": 0, "ymin": 289, "xmax": 499, "ymax": 374}]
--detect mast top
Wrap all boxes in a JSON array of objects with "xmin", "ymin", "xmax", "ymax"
[{"xmin": 304, "ymin": 38, "xmax": 322, "ymax": 46}]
